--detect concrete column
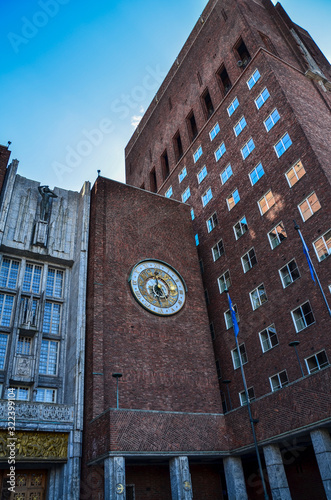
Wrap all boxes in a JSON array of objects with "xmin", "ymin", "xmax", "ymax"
[
  {"xmin": 104, "ymin": 457, "xmax": 126, "ymax": 499},
  {"xmin": 263, "ymin": 444, "xmax": 291, "ymax": 500},
  {"xmin": 311, "ymin": 428, "xmax": 331, "ymax": 499},
  {"xmin": 223, "ymin": 456, "xmax": 248, "ymax": 500},
  {"xmin": 170, "ymin": 456, "xmax": 193, "ymax": 500}
]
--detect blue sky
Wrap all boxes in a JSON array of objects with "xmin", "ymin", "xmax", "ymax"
[{"xmin": 1, "ymin": 0, "xmax": 330, "ymax": 192}]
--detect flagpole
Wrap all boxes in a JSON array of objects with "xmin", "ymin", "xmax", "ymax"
[
  {"xmin": 225, "ymin": 290, "xmax": 269, "ymax": 500},
  {"xmin": 294, "ymin": 221, "xmax": 331, "ymax": 317}
]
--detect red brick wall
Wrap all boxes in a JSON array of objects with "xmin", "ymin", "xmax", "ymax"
[{"xmin": 0, "ymin": 145, "xmax": 10, "ymax": 195}]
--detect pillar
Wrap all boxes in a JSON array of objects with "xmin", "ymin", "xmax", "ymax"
[
  {"xmin": 170, "ymin": 456, "xmax": 193, "ymax": 500},
  {"xmin": 311, "ymin": 428, "xmax": 331, "ymax": 499},
  {"xmin": 104, "ymin": 457, "xmax": 126, "ymax": 499},
  {"xmin": 263, "ymin": 444, "xmax": 291, "ymax": 500},
  {"xmin": 223, "ymin": 456, "xmax": 248, "ymax": 500}
]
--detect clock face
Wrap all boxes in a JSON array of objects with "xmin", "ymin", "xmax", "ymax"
[{"xmin": 129, "ymin": 260, "xmax": 186, "ymax": 316}]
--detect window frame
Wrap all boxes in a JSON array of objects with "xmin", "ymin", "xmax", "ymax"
[
  {"xmin": 268, "ymin": 222, "xmax": 287, "ymax": 249},
  {"xmin": 207, "ymin": 213, "xmax": 218, "ymax": 233},
  {"xmin": 220, "ymin": 164, "xmax": 233, "ymax": 185},
  {"xmin": 193, "ymin": 146, "xmax": 203, "ymax": 163},
  {"xmin": 39, "ymin": 339, "xmax": 59, "ymax": 376},
  {"xmin": 0, "ymin": 293, "xmax": 14, "ymax": 327},
  {"xmin": 0, "ymin": 258, "xmax": 20, "ymax": 290},
  {"xmin": 241, "ymin": 248, "xmax": 257, "ymax": 273},
  {"xmin": 269, "ymin": 370, "xmax": 289, "ymax": 392},
  {"xmin": 247, "ymin": 69, "xmax": 261, "ymax": 89},
  {"xmin": 233, "ymin": 116, "xmax": 247, "ymax": 137},
  {"xmin": 212, "ymin": 240, "xmax": 224, "ymax": 261},
  {"xmin": 224, "ymin": 304, "xmax": 239, "ymax": 330},
  {"xmin": 178, "ymin": 166, "xmax": 187, "ymax": 183},
  {"xmin": 46, "ymin": 268, "xmax": 64, "ymax": 299},
  {"xmin": 241, "ymin": 138, "xmax": 255, "ymax": 160},
  {"xmin": 227, "ymin": 189, "xmax": 240, "ymax": 211},
  {"xmin": 0, "ymin": 333, "xmax": 9, "ymax": 370},
  {"xmin": 313, "ymin": 229, "xmax": 331, "ymax": 262},
  {"xmin": 258, "ymin": 190, "xmax": 275, "ymax": 215},
  {"xmin": 255, "ymin": 88, "xmax": 270, "ymax": 110},
  {"xmin": 250, "ymin": 283, "xmax": 267, "ymax": 310},
  {"xmin": 197, "ymin": 165, "xmax": 208, "ymax": 184},
  {"xmin": 231, "ymin": 343, "xmax": 247, "ymax": 370},
  {"xmin": 305, "ymin": 350, "xmax": 329, "ymax": 374},
  {"xmin": 249, "ymin": 162, "xmax": 265, "ymax": 186},
  {"xmin": 239, "ymin": 387, "xmax": 255, "ymax": 406},
  {"xmin": 218, "ymin": 270, "xmax": 231, "ymax": 294},
  {"xmin": 35, "ymin": 387, "xmax": 57, "ymax": 403},
  {"xmin": 202, "ymin": 188, "xmax": 213, "ymax": 207},
  {"xmin": 214, "ymin": 142, "xmax": 226, "ymax": 162},
  {"xmin": 264, "ymin": 108, "xmax": 280, "ymax": 132},
  {"xmin": 298, "ymin": 192, "xmax": 321, "ymax": 222},
  {"xmin": 291, "ymin": 301, "xmax": 315, "ymax": 332},
  {"xmin": 182, "ymin": 187, "xmax": 191, "ymax": 203},
  {"xmin": 209, "ymin": 123, "xmax": 220, "ymax": 141},
  {"xmin": 227, "ymin": 97, "xmax": 239, "ymax": 117},
  {"xmin": 285, "ymin": 160, "xmax": 306, "ymax": 188},
  {"xmin": 259, "ymin": 324, "xmax": 278, "ymax": 353},
  {"xmin": 233, "ymin": 216, "xmax": 248, "ymax": 240},
  {"xmin": 274, "ymin": 133, "xmax": 292, "ymax": 158},
  {"xmin": 165, "ymin": 186, "xmax": 173, "ymax": 198},
  {"xmin": 279, "ymin": 259, "xmax": 300, "ymax": 288}
]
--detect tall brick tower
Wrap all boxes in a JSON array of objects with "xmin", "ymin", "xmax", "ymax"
[{"xmin": 124, "ymin": 0, "xmax": 331, "ymax": 499}]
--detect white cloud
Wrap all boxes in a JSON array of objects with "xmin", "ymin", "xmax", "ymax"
[{"xmin": 131, "ymin": 115, "xmax": 142, "ymax": 128}]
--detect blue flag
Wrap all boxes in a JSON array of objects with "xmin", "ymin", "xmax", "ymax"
[
  {"xmin": 303, "ymin": 241, "xmax": 315, "ymax": 283},
  {"xmin": 227, "ymin": 292, "xmax": 239, "ymax": 338}
]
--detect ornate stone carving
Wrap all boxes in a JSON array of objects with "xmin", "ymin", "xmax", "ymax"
[
  {"xmin": 15, "ymin": 356, "xmax": 33, "ymax": 377},
  {"xmin": 0, "ymin": 431, "xmax": 68, "ymax": 461},
  {"xmin": 0, "ymin": 402, "xmax": 74, "ymax": 423},
  {"xmin": 33, "ymin": 220, "xmax": 48, "ymax": 247}
]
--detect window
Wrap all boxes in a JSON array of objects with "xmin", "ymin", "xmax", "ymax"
[
  {"xmin": 202, "ymin": 188, "xmax": 213, "ymax": 207},
  {"xmin": 234, "ymin": 217, "xmax": 248, "ymax": 240},
  {"xmin": 199, "ymin": 260, "xmax": 204, "ymax": 274},
  {"xmin": 150, "ymin": 168, "xmax": 157, "ymax": 193},
  {"xmin": 204, "ymin": 289, "xmax": 209, "ymax": 305},
  {"xmin": 258, "ymin": 190, "xmax": 275, "ymax": 215},
  {"xmin": 250, "ymin": 284, "xmax": 267, "ymax": 310},
  {"xmin": 11, "ymin": 387, "xmax": 29, "ymax": 401},
  {"xmin": 215, "ymin": 143, "xmax": 226, "ymax": 162},
  {"xmin": 39, "ymin": 340, "xmax": 59, "ymax": 375},
  {"xmin": 0, "ymin": 258, "xmax": 19, "ymax": 289},
  {"xmin": 126, "ymin": 486, "xmax": 135, "ymax": 500},
  {"xmin": 173, "ymin": 132, "xmax": 183, "ymax": 162},
  {"xmin": 202, "ymin": 89, "xmax": 214, "ymax": 118},
  {"xmin": 35, "ymin": 388, "xmax": 57, "ymax": 403},
  {"xmin": 241, "ymin": 138, "xmax": 255, "ymax": 159},
  {"xmin": 0, "ymin": 294, "xmax": 14, "ymax": 327},
  {"xmin": 161, "ymin": 150, "xmax": 170, "ymax": 180},
  {"xmin": 195, "ymin": 234, "xmax": 199, "ymax": 246},
  {"xmin": 227, "ymin": 98, "xmax": 239, "ymax": 117},
  {"xmin": 291, "ymin": 302, "xmax": 315, "ymax": 332},
  {"xmin": 212, "ymin": 240, "xmax": 224, "ymax": 261},
  {"xmin": 209, "ymin": 123, "xmax": 220, "ymax": 141},
  {"xmin": 207, "ymin": 213, "xmax": 218, "ymax": 233},
  {"xmin": 182, "ymin": 187, "xmax": 191, "ymax": 203},
  {"xmin": 17, "ymin": 337, "xmax": 32, "ymax": 355},
  {"xmin": 255, "ymin": 88, "xmax": 270, "ymax": 109},
  {"xmin": 286, "ymin": 160, "xmax": 306, "ymax": 187},
  {"xmin": 165, "ymin": 186, "xmax": 173, "ymax": 198},
  {"xmin": 298, "ymin": 192, "xmax": 321, "ymax": 221},
  {"xmin": 313, "ymin": 229, "xmax": 331, "ymax": 262},
  {"xmin": 305, "ymin": 350, "xmax": 329, "ymax": 374},
  {"xmin": 232, "ymin": 343, "xmax": 247, "ymax": 370},
  {"xmin": 217, "ymin": 65, "xmax": 232, "ymax": 95},
  {"xmin": 241, "ymin": 248, "xmax": 257, "ymax": 273},
  {"xmin": 190, "ymin": 208, "xmax": 195, "ymax": 220},
  {"xmin": 249, "ymin": 163, "xmax": 264, "ymax": 185},
  {"xmin": 179, "ymin": 167, "xmax": 187, "ymax": 183},
  {"xmin": 234, "ymin": 116, "xmax": 247, "ymax": 137},
  {"xmin": 218, "ymin": 270, "xmax": 231, "ymax": 294},
  {"xmin": 193, "ymin": 146, "xmax": 203, "ymax": 163},
  {"xmin": 220, "ymin": 164, "xmax": 233, "ymax": 185},
  {"xmin": 279, "ymin": 259, "xmax": 300, "ymax": 287},
  {"xmin": 0, "ymin": 333, "xmax": 8, "ymax": 369},
  {"xmin": 43, "ymin": 302, "xmax": 61, "ymax": 335},
  {"xmin": 227, "ymin": 189, "xmax": 240, "ymax": 211},
  {"xmin": 274, "ymin": 133, "xmax": 292, "ymax": 158},
  {"xmin": 224, "ymin": 304, "xmax": 239, "ymax": 330},
  {"xmin": 239, "ymin": 387, "xmax": 255, "ymax": 406},
  {"xmin": 198, "ymin": 166, "xmax": 208, "ymax": 184},
  {"xmin": 187, "ymin": 111, "xmax": 198, "ymax": 141},
  {"xmin": 23, "ymin": 263, "xmax": 42, "ymax": 293},
  {"xmin": 268, "ymin": 222, "xmax": 287, "ymax": 249},
  {"xmin": 264, "ymin": 109, "xmax": 280, "ymax": 131},
  {"xmin": 46, "ymin": 268, "xmax": 64, "ymax": 298},
  {"xmin": 247, "ymin": 69, "xmax": 261, "ymax": 89},
  {"xmin": 259, "ymin": 325, "xmax": 278, "ymax": 353},
  {"xmin": 270, "ymin": 371, "xmax": 289, "ymax": 391},
  {"xmin": 235, "ymin": 38, "xmax": 251, "ymax": 67},
  {"xmin": 216, "ymin": 360, "xmax": 222, "ymax": 379}
]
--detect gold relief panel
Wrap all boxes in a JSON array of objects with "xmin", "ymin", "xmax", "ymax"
[{"xmin": 0, "ymin": 431, "xmax": 68, "ymax": 461}]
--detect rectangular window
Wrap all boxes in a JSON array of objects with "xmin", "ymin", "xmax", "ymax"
[
  {"xmin": 220, "ymin": 164, "xmax": 233, "ymax": 185},
  {"xmin": 242, "ymin": 248, "xmax": 257, "ymax": 273},
  {"xmin": 17, "ymin": 337, "xmax": 32, "ymax": 355},
  {"xmin": 35, "ymin": 388, "xmax": 57, "ymax": 403},
  {"xmin": 268, "ymin": 222, "xmax": 287, "ymax": 249},
  {"xmin": 258, "ymin": 190, "xmax": 275, "ymax": 215},
  {"xmin": 173, "ymin": 132, "xmax": 183, "ymax": 162},
  {"xmin": 182, "ymin": 187, "xmax": 191, "ymax": 203},
  {"xmin": 249, "ymin": 163, "xmax": 265, "ymax": 185},
  {"xmin": 279, "ymin": 259, "xmax": 300, "ymax": 288},
  {"xmin": 165, "ymin": 186, "xmax": 173, "ymax": 198},
  {"xmin": 43, "ymin": 302, "xmax": 61, "ymax": 335},
  {"xmin": 0, "ymin": 258, "xmax": 19, "ymax": 289},
  {"xmin": 190, "ymin": 208, "xmax": 195, "ymax": 220},
  {"xmin": 234, "ymin": 217, "xmax": 248, "ymax": 240},
  {"xmin": 150, "ymin": 168, "xmax": 157, "ymax": 193},
  {"xmin": 46, "ymin": 268, "xmax": 64, "ymax": 298},
  {"xmin": 313, "ymin": 229, "xmax": 331, "ymax": 262},
  {"xmin": 274, "ymin": 133, "xmax": 292, "ymax": 158},
  {"xmin": 0, "ymin": 294, "xmax": 14, "ymax": 327},
  {"xmin": 234, "ymin": 116, "xmax": 247, "ymax": 137},
  {"xmin": 187, "ymin": 111, "xmax": 198, "ymax": 141},
  {"xmin": 250, "ymin": 284, "xmax": 267, "ymax": 310},
  {"xmin": 179, "ymin": 167, "xmax": 187, "ymax": 183},
  {"xmin": 286, "ymin": 160, "xmax": 306, "ymax": 187},
  {"xmin": 198, "ymin": 166, "xmax": 208, "ymax": 184},
  {"xmin": 39, "ymin": 340, "xmax": 59, "ymax": 376},
  {"xmin": 305, "ymin": 350, "xmax": 329, "ymax": 374},
  {"xmin": 202, "ymin": 89, "xmax": 214, "ymax": 118},
  {"xmin": 0, "ymin": 333, "xmax": 8, "ymax": 370},
  {"xmin": 292, "ymin": 302, "xmax": 315, "ymax": 332},
  {"xmin": 218, "ymin": 270, "xmax": 231, "ymax": 294},
  {"xmin": 255, "ymin": 88, "xmax": 270, "ymax": 109},
  {"xmin": 247, "ymin": 69, "xmax": 261, "ymax": 89},
  {"xmin": 227, "ymin": 97, "xmax": 239, "ymax": 117},
  {"xmin": 11, "ymin": 387, "xmax": 29, "ymax": 401},
  {"xmin": 161, "ymin": 150, "xmax": 170, "ymax": 180},
  {"xmin": 195, "ymin": 234, "xmax": 199, "ymax": 246},
  {"xmin": 232, "ymin": 343, "xmax": 247, "ymax": 370},
  {"xmin": 239, "ymin": 387, "xmax": 255, "ymax": 406},
  {"xmin": 202, "ymin": 188, "xmax": 213, "ymax": 207},
  {"xmin": 264, "ymin": 109, "xmax": 280, "ymax": 131},
  {"xmin": 212, "ymin": 240, "xmax": 224, "ymax": 261},
  {"xmin": 224, "ymin": 304, "xmax": 239, "ymax": 330},
  {"xmin": 209, "ymin": 123, "xmax": 220, "ymax": 141},
  {"xmin": 207, "ymin": 213, "xmax": 218, "ymax": 233},
  {"xmin": 235, "ymin": 38, "xmax": 251, "ymax": 67},
  {"xmin": 241, "ymin": 138, "xmax": 255, "ymax": 159},
  {"xmin": 217, "ymin": 65, "xmax": 232, "ymax": 96},
  {"xmin": 23, "ymin": 263, "xmax": 42, "ymax": 293},
  {"xmin": 193, "ymin": 146, "xmax": 203, "ymax": 163},
  {"xmin": 270, "ymin": 370, "xmax": 289, "ymax": 391},
  {"xmin": 298, "ymin": 192, "xmax": 321, "ymax": 221},
  {"xmin": 227, "ymin": 189, "xmax": 240, "ymax": 211},
  {"xmin": 215, "ymin": 142, "xmax": 226, "ymax": 162},
  {"xmin": 259, "ymin": 325, "xmax": 278, "ymax": 353}
]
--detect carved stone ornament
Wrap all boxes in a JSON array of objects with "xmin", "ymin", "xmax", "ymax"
[
  {"xmin": 0, "ymin": 402, "xmax": 74, "ymax": 422},
  {"xmin": 0, "ymin": 431, "xmax": 69, "ymax": 461},
  {"xmin": 15, "ymin": 357, "xmax": 32, "ymax": 377}
]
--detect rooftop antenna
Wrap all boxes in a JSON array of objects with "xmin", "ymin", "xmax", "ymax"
[
  {"xmin": 97, "ymin": 170, "xmax": 101, "ymax": 177},
  {"xmin": 7, "ymin": 141, "xmax": 11, "ymax": 148}
]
